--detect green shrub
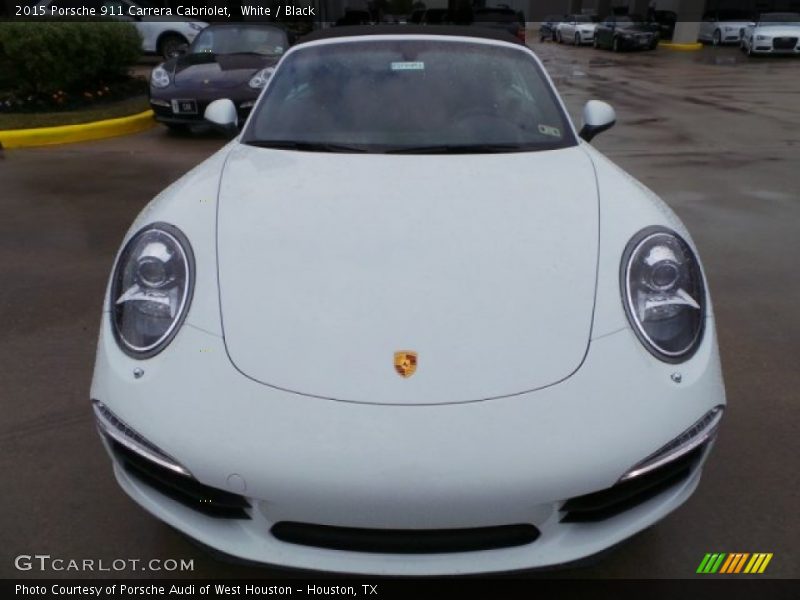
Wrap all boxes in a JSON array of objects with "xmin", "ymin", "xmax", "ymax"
[{"xmin": 0, "ymin": 21, "xmax": 141, "ymax": 96}]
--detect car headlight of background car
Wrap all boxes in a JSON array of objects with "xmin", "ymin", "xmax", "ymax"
[
  {"xmin": 188, "ymin": 22, "xmax": 205, "ymax": 32},
  {"xmin": 150, "ymin": 66, "xmax": 170, "ymax": 89},
  {"xmin": 249, "ymin": 67, "xmax": 275, "ymax": 89},
  {"xmin": 111, "ymin": 224, "xmax": 194, "ymax": 358},
  {"xmin": 756, "ymin": 35, "xmax": 769, "ymax": 41},
  {"xmin": 622, "ymin": 227, "xmax": 705, "ymax": 362}
]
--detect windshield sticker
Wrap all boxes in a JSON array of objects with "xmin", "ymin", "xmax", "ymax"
[
  {"xmin": 391, "ymin": 61, "xmax": 425, "ymax": 71},
  {"xmin": 538, "ymin": 124, "xmax": 561, "ymax": 137}
]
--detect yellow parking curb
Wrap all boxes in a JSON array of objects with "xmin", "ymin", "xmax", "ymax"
[
  {"xmin": 659, "ymin": 42, "xmax": 703, "ymax": 51},
  {"xmin": 0, "ymin": 109, "xmax": 155, "ymax": 149}
]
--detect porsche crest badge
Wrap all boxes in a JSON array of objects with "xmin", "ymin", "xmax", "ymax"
[{"xmin": 394, "ymin": 351, "xmax": 418, "ymax": 378}]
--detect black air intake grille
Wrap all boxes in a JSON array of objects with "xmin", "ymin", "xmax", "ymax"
[
  {"xmin": 271, "ymin": 522, "xmax": 540, "ymax": 554},
  {"xmin": 110, "ymin": 439, "xmax": 251, "ymax": 519},
  {"xmin": 773, "ymin": 37, "xmax": 798, "ymax": 49},
  {"xmin": 560, "ymin": 444, "xmax": 704, "ymax": 523}
]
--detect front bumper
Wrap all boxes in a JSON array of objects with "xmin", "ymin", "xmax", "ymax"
[
  {"xmin": 751, "ymin": 41, "xmax": 800, "ymax": 54},
  {"xmin": 619, "ymin": 35, "xmax": 658, "ymax": 50},
  {"xmin": 91, "ymin": 314, "xmax": 725, "ymax": 574},
  {"xmin": 149, "ymin": 90, "xmax": 258, "ymax": 126}
]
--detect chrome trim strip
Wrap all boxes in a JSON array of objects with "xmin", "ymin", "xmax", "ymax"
[
  {"xmin": 92, "ymin": 400, "xmax": 193, "ymax": 478},
  {"xmin": 620, "ymin": 406, "xmax": 724, "ymax": 482}
]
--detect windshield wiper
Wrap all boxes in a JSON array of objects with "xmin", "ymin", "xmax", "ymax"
[
  {"xmin": 385, "ymin": 143, "xmax": 532, "ymax": 154},
  {"xmin": 244, "ymin": 140, "xmax": 369, "ymax": 153}
]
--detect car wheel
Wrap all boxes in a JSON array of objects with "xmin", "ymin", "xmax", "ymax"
[
  {"xmin": 712, "ymin": 30, "xmax": 721, "ymax": 46},
  {"xmin": 612, "ymin": 37, "xmax": 620, "ymax": 52},
  {"xmin": 159, "ymin": 34, "xmax": 188, "ymax": 60}
]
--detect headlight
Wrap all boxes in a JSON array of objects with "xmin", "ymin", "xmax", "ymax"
[
  {"xmin": 621, "ymin": 227, "xmax": 705, "ymax": 362},
  {"xmin": 188, "ymin": 22, "xmax": 205, "ymax": 32},
  {"xmin": 150, "ymin": 65, "xmax": 170, "ymax": 89},
  {"xmin": 249, "ymin": 67, "xmax": 275, "ymax": 89},
  {"xmin": 756, "ymin": 35, "xmax": 768, "ymax": 41},
  {"xmin": 111, "ymin": 224, "xmax": 194, "ymax": 358}
]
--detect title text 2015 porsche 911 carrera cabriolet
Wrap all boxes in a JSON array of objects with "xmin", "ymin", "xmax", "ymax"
[{"xmin": 92, "ymin": 26, "xmax": 726, "ymax": 575}]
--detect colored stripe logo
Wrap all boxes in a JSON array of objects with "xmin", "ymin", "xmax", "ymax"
[{"xmin": 697, "ymin": 553, "xmax": 773, "ymax": 574}]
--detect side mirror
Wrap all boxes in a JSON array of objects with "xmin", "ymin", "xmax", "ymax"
[
  {"xmin": 579, "ymin": 100, "xmax": 616, "ymax": 142},
  {"xmin": 204, "ymin": 99, "xmax": 238, "ymax": 136}
]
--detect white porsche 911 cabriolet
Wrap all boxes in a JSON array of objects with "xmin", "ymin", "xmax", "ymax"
[{"xmin": 91, "ymin": 26, "xmax": 726, "ymax": 574}]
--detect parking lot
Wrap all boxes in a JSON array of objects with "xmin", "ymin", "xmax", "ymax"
[{"xmin": 1, "ymin": 41, "xmax": 798, "ymax": 578}]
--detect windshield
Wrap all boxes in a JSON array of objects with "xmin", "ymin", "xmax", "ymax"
[
  {"xmin": 758, "ymin": 12, "xmax": 800, "ymax": 24},
  {"xmin": 243, "ymin": 40, "xmax": 575, "ymax": 154},
  {"xmin": 190, "ymin": 26, "xmax": 287, "ymax": 57}
]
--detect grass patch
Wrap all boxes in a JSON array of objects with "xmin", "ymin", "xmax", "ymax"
[{"xmin": 0, "ymin": 96, "xmax": 149, "ymax": 130}]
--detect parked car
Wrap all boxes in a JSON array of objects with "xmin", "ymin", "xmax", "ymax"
[
  {"xmin": 35, "ymin": 0, "xmax": 207, "ymax": 59},
  {"xmin": 594, "ymin": 15, "xmax": 659, "ymax": 52},
  {"xmin": 698, "ymin": 9, "xmax": 752, "ymax": 46},
  {"xmin": 408, "ymin": 8, "xmax": 450, "ymax": 25},
  {"xmin": 408, "ymin": 7, "xmax": 524, "ymax": 42},
  {"xmin": 741, "ymin": 12, "xmax": 800, "ymax": 56},
  {"xmin": 149, "ymin": 24, "xmax": 289, "ymax": 131},
  {"xmin": 652, "ymin": 10, "xmax": 677, "ymax": 40},
  {"xmin": 472, "ymin": 7, "xmax": 526, "ymax": 44},
  {"xmin": 539, "ymin": 14, "xmax": 566, "ymax": 42},
  {"xmin": 93, "ymin": 25, "xmax": 725, "ymax": 574},
  {"xmin": 556, "ymin": 14, "xmax": 598, "ymax": 45}
]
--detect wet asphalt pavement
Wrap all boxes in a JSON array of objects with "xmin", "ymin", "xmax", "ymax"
[{"xmin": 1, "ymin": 43, "xmax": 798, "ymax": 579}]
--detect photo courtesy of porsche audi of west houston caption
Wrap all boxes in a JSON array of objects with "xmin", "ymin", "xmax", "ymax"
[
  {"xmin": 91, "ymin": 27, "xmax": 726, "ymax": 575},
  {"xmin": 14, "ymin": 584, "xmax": 309, "ymax": 596}
]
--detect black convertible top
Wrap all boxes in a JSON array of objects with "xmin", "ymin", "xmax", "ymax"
[{"xmin": 299, "ymin": 25, "xmax": 525, "ymax": 46}]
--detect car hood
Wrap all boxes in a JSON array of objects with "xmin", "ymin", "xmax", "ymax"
[
  {"xmin": 216, "ymin": 144, "xmax": 599, "ymax": 405},
  {"xmin": 755, "ymin": 24, "xmax": 800, "ymax": 35},
  {"xmin": 169, "ymin": 53, "xmax": 277, "ymax": 88}
]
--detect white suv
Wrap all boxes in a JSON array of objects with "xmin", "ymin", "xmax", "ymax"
[{"xmin": 36, "ymin": 0, "xmax": 207, "ymax": 59}]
